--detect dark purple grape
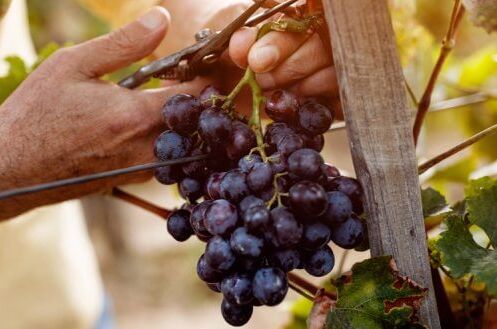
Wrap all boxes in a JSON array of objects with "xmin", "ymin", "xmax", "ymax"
[
  {"xmin": 242, "ymin": 205, "xmax": 270, "ymax": 234},
  {"xmin": 264, "ymin": 122, "xmax": 292, "ymax": 153},
  {"xmin": 320, "ymin": 164, "xmax": 341, "ymax": 190},
  {"xmin": 207, "ymin": 282, "xmax": 222, "ymax": 293},
  {"xmin": 154, "ymin": 131, "xmax": 192, "ymax": 161},
  {"xmin": 167, "ymin": 209, "xmax": 194, "ymax": 242},
  {"xmin": 238, "ymin": 154, "xmax": 262, "ymax": 174},
  {"xmin": 252, "ymin": 267, "xmax": 288, "ymax": 306},
  {"xmin": 220, "ymin": 169, "xmax": 250, "ymax": 203},
  {"xmin": 269, "ymin": 153, "xmax": 288, "ymax": 174},
  {"xmin": 182, "ymin": 148, "xmax": 209, "ymax": 179},
  {"xmin": 154, "ymin": 165, "xmax": 182, "ymax": 185},
  {"xmin": 270, "ymin": 207, "xmax": 303, "ymax": 248},
  {"xmin": 265, "ymin": 90, "xmax": 299, "ymax": 124},
  {"xmin": 329, "ymin": 177, "xmax": 364, "ymax": 215},
  {"xmin": 247, "ymin": 162, "xmax": 273, "ymax": 193},
  {"xmin": 268, "ymin": 249, "xmax": 301, "ymax": 272},
  {"xmin": 205, "ymin": 236, "xmax": 236, "ymax": 271},
  {"xmin": 205, "ymin": 172, "xmax": 225, "ymax": 200},
  {"xmin": 230, "ymin": 227, "xmax": 264, "ymax": 258},
  {"xmin": 221, "ymin": 299, "xmax": 253, "ymax": 327},
  {"xmin": 258, "ymin": 186, "xmax": 275, "ymax": 203},
  {"xmin": 303, "ymin": 245, "xmax": 335, "ymax": 277},
  {"xmin": 238, "ymin": 196, "xmax": 265, "ymax": 215},
  {"xmin": 301, "ymin": 223, "xmax": 331, "ymax": 250},
  {"xmin": 298, "ymin": 101, "xmax": 334, "ymax": 136},
  {"xmin": 204, "ymin": 199, "xmax": 239, "ymax": 237},
  {"xmin": 289, "ymin": 181, "xmax": 328, "ymax": 217},
  {"xmin": 330, "ymin": 215, "xmax": 365, "ymax": 249},
  {"xmin": 197, "ymin": 254, "xmax": 223, "ymax": 283},
  {"xmin": 221, "ymin": 273, "xmax": 254, "ymax": 305},
  {"xmin": 163, "ymin": 94, "xmax": 202, "ymax": 135},
  {"xmin": 190, "ymin": 201, "xmax": 213, "ymax": 241},
  {"xmin": 199, "ymin": 85, "xmax": 223, "ymax": 108},
  {"xmin": 179, "ymin": 177, "xmax": 203, "ymax": 203},
  {"xmin": 199, "ymin": 107, "xmax": 233, "ymax": 146},
  {"xmin": 288, "ymin": 148, "xmax": 324, "ymax": 180},
  {"xmin": 320, "ymin": 191, "xmax": 353, "ymax": 226},
  {"xmin": 276, "ymin": 133, "xmax": 305, "ymax": 157},
  {"xmin": 300, "ymin": 133, "xmax": 325, "ymax": 152},
  {"xmin": 227, "ymin": 121, "xmax": 257, "ymax": 161}
]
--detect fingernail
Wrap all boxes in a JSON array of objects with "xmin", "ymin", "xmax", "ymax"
[
  {"xmin": 138, "ymin": 7, "xmax": 170, "ymax": 30},
  {"xmin": 251, "ymin": 45, "xmax": 279, "ymax": 72},
  {"xmin": 257, "ymin": 73, "xmax": 276, "ymax": 89}
]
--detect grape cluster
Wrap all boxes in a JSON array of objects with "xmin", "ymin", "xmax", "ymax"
[{"xmin": 154, "ymin": 86, "xmax": 366, "ymax": 327}]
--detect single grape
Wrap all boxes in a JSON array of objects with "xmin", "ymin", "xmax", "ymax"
[
  {"xmin": 227, "ymin": 121, "xmax": 257, "ymax": 161},
  {"xmin": 301, "ymin": 223, "xmax": 331, "ymax": 250},
  {"xmin": 298, "ymin": 100, "xmax": 334, "ymax": 136},
  {"xmin": 179, "ymin": 177, "xmax": 203, "ymax": 203},
  {"xmin": 270, "ymin": 207, "xmax": 303, "ymax": 248},
  {"xmin": 230, "ymin": 227, "xmax": 264, "ymax": 258},
  {"xmin": 320, "ymin": 191, "xmax": 353, "ymax": 226},
  {"xmin": 276, "ymin": 133, "xmax": 305, "ymax": 157},
  {"xmin": 265, "ymin": 90, "xmax": 299, "ymax": 124},
  {"xmin": 220, "ymin": 169, "xmax": 250, "ymax": 203},
  {"xmin": 205, "ymin": 172, "xmax": 225, "ymax": 200},
  {"xmin": 182, "ymin": 147, "xmax": 209, "ymax": 179},
  {"xmin": 329, "ymin": 177, "xmax": 364, "ymax": 215},
  {"xmin": 204, "ymin": 199, "xmax": 239, "ymax": 237},
  {"xmin": 154, "ymin": 165, "xmax": 182, "ymax": 185},
  {"xmin": 242, "ymin": 204, "xmax": 270, "ymax": 234},
  {"xmin": 205, "ymin": 236, "xmax": 236, "ymax": 271},
  {"xmin": 264, "ymin": 122, "xmax": 292, "ymax": 153},
  {"xmin": 252, "ymin": 267, "xmax": 288, "ymax": 306},
  {"xmin": 288, "ymin": 148, "xmax": 324, "ymax": 180},
  {"xmin": 221, "ymin": 299, "xmax": 253, "ymax": 327},
  {"xmin": 197, "ymin": 254, "xmax": 223, "ymax": 283},
  {"xmin": 190, "ymin": 201, "xmax": 214, "ymax": 241},
  {"xmin": 300, "ymin": 133, "xmax": 325, "ymax": 152},
  {"xmin": 269, "ymin": 153, "xmax": 288, "ymax": 174},
  {"xmin": 221, "ymin": 273, "xmax": 254, "ymax": 305},
  {"xmin": 247, "ymin": 162, "xmax": 273, "ymax": 193},
  {"xmin": 154, "ymin": 130, "xmax": 192, "ymax": 161},
  {"xmin": 268, "ymin": 249, "xmax": 301, "ymax": 272},
  {"xmin": 199, "ymin": 107, "xmax": 233, "ymax": 146},
  {"xmin": 199, "ymin": 85, "xmax": 223, "ymax": 108},
  {"xmin": 320, "ymin": 164, "xmax": 341, "ymax": 190},
  {"xmin": 238, "ymin": 154, "xmax": 262, "ymax": 174},
  {"xmin": 289, "ymin": 181, "xmax": 328, "ymax": 217},
  {"xmin": 303, "ymin": 245, "xmax": 335, "ymax": 277},
  {"xmin": 167, "ymin": 209, "xmax": 194, "ymax": 242},
  {"xmin": 330, "ymin": 214, "xmax": 365, "ymax": 249},
  {"xmin": 238, "ymin": 195, "xmax": 265, "ymax": 215},
  {"xmin": 163, "ymin": 94, "xmax": 202, "ymax": 135}
]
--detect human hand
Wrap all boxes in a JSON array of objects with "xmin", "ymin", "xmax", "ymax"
[
  {"xmin": 0, "ymin": 7, "xmax": 208, "ymax": 220},
  {"xmin": 229, "ymin": 20, "xmax": 338, "ymax": 98}
]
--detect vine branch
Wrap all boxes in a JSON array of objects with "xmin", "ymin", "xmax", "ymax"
[
  {"xmin": 418, "ymin": 122, "xmax": 497, "ymax": 174},
  {"xmin": 413, "ymin": 1, "xmax": 466, "ymax": 145},
  {"xmin": 112, "ymin": 188, "xmax": 171, "ymax": 219}
]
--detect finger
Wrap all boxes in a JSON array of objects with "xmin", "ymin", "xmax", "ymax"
[
  {"xmin": 70, "ymin": 7, "xmax": 170, "ymax": 78},
  {"xmin": 289, "ymin": 66, "xmax": 338, "ymax": 97},
  {"xmin": 248, "ymin": 30, "xmax": 310, "ymax": 73},
  {"xmin": 256, "ymin": 33, "xmax": 332, "ymax": 90},
  {"xmin": 229, "ymin": 27, "xmax": 258, "ymax": 69}
]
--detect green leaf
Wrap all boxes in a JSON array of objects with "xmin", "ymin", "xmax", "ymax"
[
  {"xmin": 421, "ymin": 187, "xmax": 447, "ymax": 217},
  {"xmin": 465, "ymin": 177, "xmax": 497, "ymax": 246},
  {"xmin": 325, "ymin": 256, "xmax": 427, "ymax": 329},
  {"xmin": 0, "ymin": 56, "xmax": 29, "ymax": 104},
  {"xmin": 430, "ymin": 214, "xmax": 497, "ymax": 295}
]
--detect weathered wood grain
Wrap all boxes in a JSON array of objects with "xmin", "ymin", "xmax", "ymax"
[{"xmin": 321, "ymin": 1, "xmax": 441, "ymax": 327}]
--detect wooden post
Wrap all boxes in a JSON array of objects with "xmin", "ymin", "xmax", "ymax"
[{"xmin": 322, "ymin": 1, "xmax": 441, "ymax": 327}]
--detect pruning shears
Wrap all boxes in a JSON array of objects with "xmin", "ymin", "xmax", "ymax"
[{"xmin": 118, "ymin": 0, "xmax": 299, "ymax": 89}]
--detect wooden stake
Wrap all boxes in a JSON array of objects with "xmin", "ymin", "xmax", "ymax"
[{"xmin": 321, "ymin": 1, "xmax": 441, "ymax": 327}]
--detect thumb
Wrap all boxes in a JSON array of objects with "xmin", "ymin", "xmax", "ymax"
[{"xmin": 72, "ymin": 7, "xmax": 170, "ymax": 78}]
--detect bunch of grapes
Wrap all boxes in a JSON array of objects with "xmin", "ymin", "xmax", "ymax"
[{"xmin": 154, "ymin": 86, "xmax": 366, "ymax": 327}]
